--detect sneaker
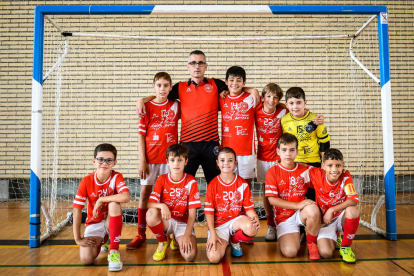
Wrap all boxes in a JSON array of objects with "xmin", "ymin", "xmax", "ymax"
[
  {"xmin": 170, "ymin": 234, "xmax": 179, "ymax": 251},
  {"xmin": 108, "ymin": 250, "xmax": 123, "ymax": 272},
  {"xmin": 100, "ymin": 236, "xmax": 110, "ymax": 253},
  {"xmin": 153, "ymin": 236, "xmax": 171, "ymax": 262},
  {"xmin": 336, "ymin": 233, "xmax": 342, "ymax": 249},
  {"xmin": 340, "ymin": 246, "xmax": 356, "ymax": 263},
  {"xmin": 307, "ymin": 243, "xmax": 321, "ymax": 261},
  {"xmin": 126, "ymin": 234, "xmax": 146, "ymax": 250},
  {"xmin": 230, "ymin": 242, "xmax": 243, "ymax": 257},
  {"xmin": 265, "ymin": 226, "xmax": 277, "ymax": 242}
]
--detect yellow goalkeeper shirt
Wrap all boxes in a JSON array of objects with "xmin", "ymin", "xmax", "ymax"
[{"xmin": 281, "ymin": 111, "xmax": 330, "ymax": 163}]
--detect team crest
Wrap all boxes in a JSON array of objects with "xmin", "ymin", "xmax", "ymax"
[
  {"xmin": 166, "ymin": 110, "xmax": 175, "ymax": 121},
  {"xmin": 204, "ymin": 83, "xmax": 214, "ymax": 93},
  {"xmin": 213, "ymin": 146, "xmax": 220, "ymax": 155},
  {"xmin": 239, "ymin": 102, "xmax": 249, "ymax": 112},
  {"xmin": 305, "ymin": 123, "xmax": 316, "ymax": 133}
]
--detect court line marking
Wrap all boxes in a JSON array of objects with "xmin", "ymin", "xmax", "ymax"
[{"xmin": 1, "ymin": 257, "xmax": 414, "ymax": 268}]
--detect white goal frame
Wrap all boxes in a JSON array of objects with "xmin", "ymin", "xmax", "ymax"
[{"xmin": 30, "ymin": 5, "xmax": 396, "ymax": 247}]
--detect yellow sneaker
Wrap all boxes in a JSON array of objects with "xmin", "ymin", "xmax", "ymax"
[
  {"xmin": 170, "ymin": 234, "xmax": 179, "ymax": 251},
  {"xmin": 153, "ymin": 236, "xmax": 170, "ymax": 262},
  {"xmin": 340, "ymin": 246, "xmax": 356, "ymax": 264}
]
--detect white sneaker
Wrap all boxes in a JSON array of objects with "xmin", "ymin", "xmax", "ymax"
[
  {"xmin": 108, "ymin": 250, "xmax": 123, "ymax": 272},
  {"xmin": 100, "ymin": 236, "xmax": 110, "ymax": 253},
  {"xmin": 265, "ymin": 226, "xmax": 277, "ymax": 242}
]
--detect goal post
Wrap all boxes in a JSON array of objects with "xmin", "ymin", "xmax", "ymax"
[{"xmin": 30, "ymin": 5, "xmax": 396, "ymax": 248}]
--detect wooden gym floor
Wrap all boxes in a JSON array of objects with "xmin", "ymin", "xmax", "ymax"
[{"xmin": 0, "ymin": 202, "xmax": 413, "ymax": 275}]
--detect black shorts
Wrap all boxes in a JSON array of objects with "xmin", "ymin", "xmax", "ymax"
[{"xmin": 180, "ymin": 141, "xmax": 220, "ymax": 184}]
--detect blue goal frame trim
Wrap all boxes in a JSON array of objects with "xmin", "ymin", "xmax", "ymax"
[{"xmin": 30, "ymin": 5, "xmax": 395, "ymax": 247}]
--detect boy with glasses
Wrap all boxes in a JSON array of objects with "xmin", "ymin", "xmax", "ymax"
[{"xmin": 72, "ymin": 143, "xmax": 130, "ymax": 272}]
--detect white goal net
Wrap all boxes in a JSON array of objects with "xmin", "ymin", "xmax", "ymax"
[{"xmin": 19, "ymin": 10, "xmax": 413, "ymax": 241}]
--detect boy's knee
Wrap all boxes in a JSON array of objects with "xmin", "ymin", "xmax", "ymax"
[
  {"xmin": 242, "ymin": 222, "xmax": 258, "ymax": 237},
  {"xmin": 345, "ymin": 206, "xmax": 360, "ymax": 219},
  {"xmin": 304, "ymin": 204, "xmax": 320, "ymax": 219},
  {"xmin": 182, "ymin": 252, "xmax": 197, "ymax": 262},
  {"xmin": 319, "ymin": 248, "xmax": 333, "ymax": 259},
  {"xmin": 207, "ymin": 251, "xmax": 222, "ymax": 264},
  {"xmin": 80, "ymin": 254, "xmax": 95, "ymax": 265},
  {"xmin": 108, "ymin": 202, "xmax": 122, "ymax": 215},
  {"xmin": 280, "ymin": 245, "xmax": 298, "ymax": 258},
  {"xmin": 146, "ymin": 207, "xmax": 160, "ymax": 224}
]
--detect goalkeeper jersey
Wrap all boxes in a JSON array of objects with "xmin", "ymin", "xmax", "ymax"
[{"xmin": 281, "ymin": 111, "xmax": 330, "ymax": 163}]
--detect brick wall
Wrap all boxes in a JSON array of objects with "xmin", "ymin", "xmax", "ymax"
[{"xmin": 1, "ymin": 0, "xmax": 413, "ymax": 181}]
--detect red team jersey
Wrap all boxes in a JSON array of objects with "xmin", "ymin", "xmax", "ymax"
[
  {"xmin": 309, "ymin": 168, "xmax": 359, "ymax": 219},
  {"xmin": 204, "ymin": 175, "xmax": 255, "ymax": 228},
  {"xmin": 172, "ymin": 78, "xmax": 223, "ymax": 142},
  {"xmin": 138, "ymin": 100, "xmax": 180, "ymax": 164},
  {"xmin": 219, "ymin": 92, "xmax": 256, "ymax": 156},
  {"xmin": 148, "ymin": 173, "xmax": 201, "ymax": 223},
  {"xmin": 73, "ymin": 170, "xmax": 129, "ymax": 226},
  {"xmin": 264, "ymin": 164, "xmax": 311, "ymax": 225},
  {"xmin": 255, "ymin": 105, "xmax": 288, "ymax": 161}
]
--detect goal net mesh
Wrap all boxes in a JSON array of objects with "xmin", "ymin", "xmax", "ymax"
[{"xmin": 22, "ymin": 12, "xmax": 412, "ymax": 240}]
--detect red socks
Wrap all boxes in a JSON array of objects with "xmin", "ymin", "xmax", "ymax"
[
  {"xmin": 266, "ymin": 215, "xmax": 276, "ymax": 228},
  {"xmin": 341, "ymin": 217, "xmax": 360, "ymax": 247},
  {"xmin": 231, "ymin": 230, "xmax": 254, "ymax": 244},
  {"xmin": 109, "ymin": 215, "xmax": 123, "ymax": 251},
  {"xmin": 148, "ymin": 222, "xmax": 167, "ymax": 243},
  {"xmin": 307, "ymin": 233, "xmax": 318, "ymax": 244},
  {"xmin": 138, "ymin": 208, "xmax": 148, "ymax": 237}
]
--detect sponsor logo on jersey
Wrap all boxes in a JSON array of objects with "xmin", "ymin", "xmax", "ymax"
[
  {"xmin": 259, "ymin": 136, "xmax": 263, "ymax": 142},
  {"xmin": 204, "ymin": 83, "xmax": 214, "ymax": 93},
  {"xmin": 215, "ymin": 194, "xmax": 221, "ymax": 198},
  {"xmin": 75, "ymin": 195, "xmax": 86, "ymax": 200},
  {"xmin": 236, "ymin": 126, "xmax": 248, "ymax": 135},
  {"xmin": 90, "ymin": 193, "xmax": 97, "ymax": 197},
  {"xmin": 165, "ymin": 133, "xmax": 175, "ymax": 143},
  {"xmin": 223, "ymin": 103, "xmax": 228, "ymax": 108},
  {"xmin": 224, "ymin": 125, "xmax": 229, "ymax": 132},
  {"xmin": 152, "ymin": 114, "xmax": 158, "ymax": 119},
  {"xmin": 223, "ymin": 113, "xmax": 232, "ymax": 122},
  {"xmin": 279, "ymin": 180, "xmax": 286, "ymax": 185},
  {"xmin": 152, "ymin": 133, "xmax": 159, "ymax": 141},
  {"xmin": 186, "ymin": 87, "xmax": 192, "ymax": 92}
]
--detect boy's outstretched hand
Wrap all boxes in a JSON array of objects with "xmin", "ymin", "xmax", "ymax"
[
  {"xmin": 297, "ymin": 199, "xmax": 316, "ymax": 210},
  {"xmin": 323, "ymin": 208, "xmax": 334, "ymax": 225},
  {"xmin": 313, "ymin": 114, "xmax": 325, "ymax": 125},
  {"xmin": 160, "ymin": 204, "xmax": 171, "ymax": 220},
  {"xmin": 206, "ymin": 232, "xmax": 222, "ymax": 252},
  {"xmin": 249, "ymin": 215, "xmax": 260, "ymax": 230},
  {"xmin": 181, "ymin": 234, "xmax": 193, "ymax": 255},
  {"xmin": 76, "ymin": 236, "xmax": 99, "ymax": 247}
]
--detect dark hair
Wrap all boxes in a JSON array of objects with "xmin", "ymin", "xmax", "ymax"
[
  {"xmin": 226, "ymin": 66, "xmax": 246, "ymax": 82},
  {"xmin": 153, "ymin": 72, "xmax": 172, "ymax": 85},
  {"xmin": 323, "ymin": 148, "xmax": 344, "ymax": 162},
  {"xmin": 166, "ymin": 144, "xmax": 189, "ymax": 160},
  {"xmin": 285, "ymin": 87, "xmax": 306, "ymax": 101},
  {"xmin": 189, "ymin": 50, "xmax": 206, "ymax": 61},
  {"xmin": 217, "ymin": 147, "xmax": 237, "ymax": 160},
  {"xmin": 94, "ymin": 143, "xmax": 117, "ymax": 159},
  {"xmin": 262, "ymin": 83, "xmax": 283, "ymax": 100},
  {"xmin": 277, "ymin": 133, "xmax": 298, "ymax": 149}
]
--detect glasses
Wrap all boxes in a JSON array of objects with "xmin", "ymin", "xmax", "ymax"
[
  {"xmin": 188, "ymin": 61, "xmax": 206, "ymax": 67},
  {"xmin": 95, "ymin": 158, "xmax": 116, "ymax": 165}
]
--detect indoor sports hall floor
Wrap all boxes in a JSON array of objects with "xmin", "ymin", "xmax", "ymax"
[{"xmin": 0, "ymin": 201, "xmax": 413, "ymax": 275}]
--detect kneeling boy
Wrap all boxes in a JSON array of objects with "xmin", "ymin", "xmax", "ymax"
[
  {"xmin": 146, "ymin": 144, "xmax": 201, "ymax": 262},
  {"xmin": 309, "ymin": 148, "xmax": 360, "ymax": 263},
  {"xmin": 72, "ymin": 143, "xmax": 130, "ymax": 272},
  {"xmin": 265, "ymin": 133, "xmax": 321, "ymax": 260}
]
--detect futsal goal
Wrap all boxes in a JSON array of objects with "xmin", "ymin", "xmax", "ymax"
[{"xmin": 27, "ymin": 5, "xmax": 402, "ymax": 247}]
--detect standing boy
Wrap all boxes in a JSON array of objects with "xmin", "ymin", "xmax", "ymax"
[
  {"xmin": 127, "ymin": 72, "xmax": 180, "ymax": 250},
  {"xmin": 72, "ymin": 143, "xmax": 130, "ymax": 272},
  {"xmin": 309, "ymin": 148, "xmax": 360, "ymax": 263},
  {"xmin": 219, "ymin": 66, "xmax": 258, "ymax": 188},
  {"xmin": 146, "ymin": 144, "xmax": 201, "ymax": 262},
  {"xmin": 265, "ymin": 133, "xmax": 321, "ymax": 260}
]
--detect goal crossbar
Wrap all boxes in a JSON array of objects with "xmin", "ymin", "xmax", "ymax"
[{"xmin": 30, "ymin": 5, "xmax": 395, "ymax": 248}]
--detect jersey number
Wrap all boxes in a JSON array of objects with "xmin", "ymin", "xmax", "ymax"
[
  {"xmin": 170, "ymin": 188, "xmax": 181, "ymax": 197},
  {"xmin": 223, "ymin": 191, "xmax": 235, "ymax": 201}
]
